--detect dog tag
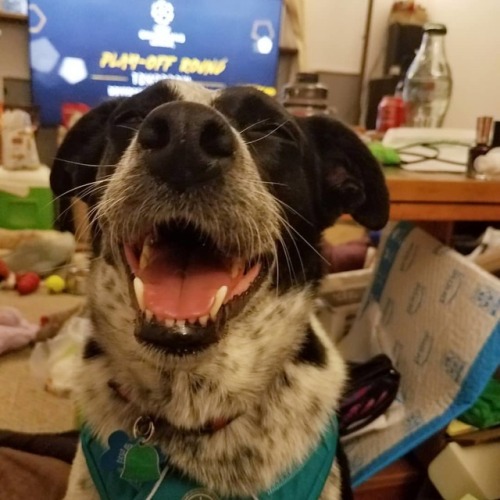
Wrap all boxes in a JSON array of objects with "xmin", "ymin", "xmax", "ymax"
[
  {"xmin": 120, "ymin": 443, "xmax": 161, "ymax": 482},
  {"xmin": 100, "ymin": 430, "xmax": 135, "ymax": 472}
]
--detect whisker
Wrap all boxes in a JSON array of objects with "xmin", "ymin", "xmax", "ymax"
[
  {"xmin": 281, "ymin": 217, "xmax": 330, "ymax": 266},
  {"xmin": 50, "ymin": 176, "xmax": 113, "ymax": 205},
  {"xmin": 53, "ymin": 158, "xmax": 117, "ymax": 168},
  {"xmin": 237, "ymin": 118, "xmax": 270, "ymax": 135},
  {"xmin": 275, "ymin": 198, "xmax": 314, "ymax": 227},
  {"xmin": 116, "ymin": 124, "xmax": 139, "ymax": 132},
  {"xmin": 244, "ymin": 120, "xmax": 290, "ymax": 146}
]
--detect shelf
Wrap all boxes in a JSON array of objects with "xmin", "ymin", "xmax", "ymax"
[{"xmin": 0, "ymin": 11, "xmax": 28, "ymax": 22}]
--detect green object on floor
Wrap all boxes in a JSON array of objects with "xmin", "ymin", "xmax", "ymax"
[
  {"xmin": 459, "ymin": 378, "xmax": 500, "ymax": 429},
  {"xmin": 368, "ymin": 142, "xmax": 401, "ymax": 166}
]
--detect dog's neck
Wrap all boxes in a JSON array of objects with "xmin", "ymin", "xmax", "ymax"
[
  {"xmin": 107, "ymin": 378, "xmax": 236, "ymax": 435},
  {"xmin": 82, "ymin": 267, "xmax": 347, "ymax": 496}
]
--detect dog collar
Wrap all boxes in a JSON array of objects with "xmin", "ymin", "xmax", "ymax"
[
  {"xmin": 107, "ymin": 379, "xmax": 236, "ymax": 435},
  {"xmin": 80, "ymin": 416, "xmax": 338, "ymax": 500}
]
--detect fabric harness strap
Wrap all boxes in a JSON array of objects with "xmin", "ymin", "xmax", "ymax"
[{"xmin": 81, "ymin": 417, "xmax": 338, "ymax": 500}]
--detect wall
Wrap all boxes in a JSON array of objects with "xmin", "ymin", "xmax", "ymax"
[
  {"xmin": 363, "ymin": 0, "xmax": 500, "ymax": 128},
  {"xmin": 300, "ymin": 0, "xmax": 370, "ymax": 124},
  {"xmin": 303, "ymin": 0, "xmax": 369, "ymax": 74},
  {"xmin": 0, "ymin": 17, "xmax": 29, "ymax": 81},
  {"xmin": 418, "ymin": 0, "xmax": 500, "ymax": 128},
  {"xmin": 0, "ymin": 16, "xmax": 30, "ymax": 103}
]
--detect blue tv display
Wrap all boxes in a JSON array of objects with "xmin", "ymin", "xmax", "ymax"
[{"xmin": 28, "ymin": 0, "xmax": 282, "ymax": 125}]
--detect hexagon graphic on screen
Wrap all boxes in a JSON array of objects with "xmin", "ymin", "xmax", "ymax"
[
  {"xmin": 30, "ymin": 38, "xmax": 60, "ymax": 73},
  {"xmin": 59, "ymin": 57, "xmax": 88, "ymax": 85}
]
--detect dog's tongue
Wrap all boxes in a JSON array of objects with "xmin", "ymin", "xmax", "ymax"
[{"xmin": 137, "ymin": 244, "xmax": 240, "ymax": 321}]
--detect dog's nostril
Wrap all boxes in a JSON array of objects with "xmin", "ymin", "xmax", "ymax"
[
  {"xmin": 199, "ymin": 119, "xmax": 235, "ymax": 158},
  {"xmin": 138, "ymin": 116, "xmax": 170, "ymax": 150}
]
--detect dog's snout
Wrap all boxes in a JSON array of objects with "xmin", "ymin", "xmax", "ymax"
[{"xmin": 138, "ymin": 101, "xmax": 235, "ymax": 191}]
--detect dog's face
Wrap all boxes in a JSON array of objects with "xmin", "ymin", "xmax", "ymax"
[
  {"xmin": 54, "ymin": 81, "xmax": 388, "ymax": 497},
  {"xmin": 52, "ymin": 80, "xmax": 388, "ymax": 362}
]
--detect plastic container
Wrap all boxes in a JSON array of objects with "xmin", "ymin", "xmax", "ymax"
[
  {"xmin": 0, "ymin": 165, "xmax": 54, "ymax": 229},
  {"xmin": 428, "ymin": 441, "xmax": 500, "ymax": 500},
  {"xmin": 402, "ymin": 23, "xmax": 452, "ymax": 128},
  {"xmin": 282, "ymin": 72, "xmax": 331, "ymax": 117}
]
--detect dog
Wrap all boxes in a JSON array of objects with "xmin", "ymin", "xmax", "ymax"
[{"xmin": 51, "ymin": 80, "xmax": 389, "ymax": 499}]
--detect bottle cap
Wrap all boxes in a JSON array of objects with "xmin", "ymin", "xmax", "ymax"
[
  {"xmin": 491, "ymin": 121, "xmax": 500, "ymax": 148},
  {"xmin": 424, "ymin": 23, "xmax": 447, "ymax": 35},
  {"xmin": 476, "ymin": 116, "xmax": 493, "ymax": 145},
  {"xmin": 296, "ymin": 73, "xmax": 320, "ymax": 84}
]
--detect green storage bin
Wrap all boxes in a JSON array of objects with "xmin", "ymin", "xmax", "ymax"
[{"xmin": 0, "ymin": 165, "xmax": 54, "ymax": 230}]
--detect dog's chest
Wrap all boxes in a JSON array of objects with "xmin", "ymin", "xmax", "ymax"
[{"xmin": 81, "ymin": 416, "xmax": 338, "ymax": 500}]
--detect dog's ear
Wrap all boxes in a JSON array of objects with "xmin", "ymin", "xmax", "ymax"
[
  {"xmin": 50, "ymin": 99, "xmax": 123, "ymax": 205},
  {"xmin": 299, "ymin": 115, "xmax": 389, "ymax": 230}
]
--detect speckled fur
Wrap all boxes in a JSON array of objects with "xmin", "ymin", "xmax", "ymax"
[{"xmin": 54, "ymin": 81, "xmax": 387, "ymax": 499}]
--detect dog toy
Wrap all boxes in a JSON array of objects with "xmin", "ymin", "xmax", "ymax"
[
  {"xmin": 45, "ymin": 275, "xmax": 66, "ymax": 294},
  {"xmin": 16, "ymin": 272, "xmax": 41, "ymax": 295},
  {"xmin": 0, "ymin": 306, "xmax": 39, "ymax": 354},
  {"xmin": 0, "ymin": 259, "xmax": 9, "ymax": 281}
]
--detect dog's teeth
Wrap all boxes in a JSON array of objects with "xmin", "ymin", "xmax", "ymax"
[
  {"xmin": 165, "ymin": 318, "xmax": 175, "ymax": 328},
  {"xmin": 140, "ymin": 242, "xmax": 152, "ymax": 270},
  {"xmin": 145, "ymin": 310, "xmax": 153, "ymax": 321},
  {"xmin": 230, "ymin": 260, "xmax": 243, "ymax": 279},
  {"xmin": 199, "ymin": 315, "xmax": 209, "ymax": 327},
  {"xmin": 209, "ymin": 286, "xmax": 228, "ymax": 320},
  {"xmin": 133, "ymin": 277, "xmax": 145, "ymax": 310},
  {"xmin": 175, "ymin": 319, "xmax": 185, "ymax": 327}
]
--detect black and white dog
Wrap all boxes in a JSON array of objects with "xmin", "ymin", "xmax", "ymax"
[{"xmin": 51, "ymin": 81, "xmax": 389, "ymax": 499}]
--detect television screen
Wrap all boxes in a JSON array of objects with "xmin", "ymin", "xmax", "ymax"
[{"xmin": 28, "ymin": 0, "xmax": 283, "ymax": 125}]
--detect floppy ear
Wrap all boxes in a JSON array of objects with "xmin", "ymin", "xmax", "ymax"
[
  {"xmin": 299, "ymin": 115, "xmax": 390, "ymax": 230},
  {"xmin": 50, "ymin": 99, "xmax": 123, "ymax": 205}
]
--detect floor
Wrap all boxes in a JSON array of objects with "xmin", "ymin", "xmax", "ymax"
[{"xmin": 0, "ymin": 289, "xmax": 83, "ymax": 433}]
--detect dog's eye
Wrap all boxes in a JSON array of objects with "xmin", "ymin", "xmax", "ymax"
[{"xmin": 243, "ymin": 121, "xmax": 298, "ymax": 144}]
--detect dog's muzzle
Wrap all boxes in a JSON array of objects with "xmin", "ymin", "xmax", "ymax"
[{"xmin": 124, "ymin": 222, "xmax": 267, "ymax": 356}]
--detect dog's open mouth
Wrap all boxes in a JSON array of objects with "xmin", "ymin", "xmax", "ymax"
[{"xmin": 124, "ymin": 222, "xmax": 266, "ymax": 355}]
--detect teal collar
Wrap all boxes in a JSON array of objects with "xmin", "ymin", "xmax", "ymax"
[{"xmin": 81, "ymin": 417, "xmax": 338, "ymax": 500}]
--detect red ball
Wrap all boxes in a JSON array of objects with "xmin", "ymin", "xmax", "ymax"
[
  {"xmin": 16, "ymin": 272, "xmax": 41, "ymax": 295},
  {"xmin": 0, "ymin": 259, "xmax": 9, "ymax": 280}
]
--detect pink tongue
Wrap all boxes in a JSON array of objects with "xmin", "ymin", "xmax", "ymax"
[{"xmin": 137, "ymin": 245, "xmax": 237, "ymax": 321}]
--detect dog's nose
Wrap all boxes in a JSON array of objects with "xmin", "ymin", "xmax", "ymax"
[{"xmin": 138, "ymin": 101, "xmax": 235, "ymax": 191}]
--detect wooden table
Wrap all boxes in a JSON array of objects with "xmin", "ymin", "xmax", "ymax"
[{"xmin": 384, "ymin": 167, "xmax": 500, "ymax": 241}]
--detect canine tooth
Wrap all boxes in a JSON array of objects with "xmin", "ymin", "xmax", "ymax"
[
  {"xmin": 176, "ymin": 319, "xmax": 185, "ymax": 327},
  {"xmin": 140, "ymin": 242, "xmax": 152, "ymax": 270},
  {"xmin": 145, "ymin": 310, "xmax": 153, "ymax": 321},
  {"xmin": 199, "ymin": 315, "xmax": 209, "ymax": 327},
  {"xmin": 133, "ymin": 277, "xmax": 145, "ymax": 310},
  {"xmin": 165, "ymin": 318, "xmax": 175, "ymax": 328},
  {"xmin": 209, "ymin": 286, "xmax": 228, "ymax": 320}
]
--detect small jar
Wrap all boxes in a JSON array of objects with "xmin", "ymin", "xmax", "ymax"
[
  {"xmin": 467, "ymin": 116, "xmax": 493, "ymax": 180},
  {"xmin": 282, "ymin": 73, "xmax": 331, "ymax": 117}
]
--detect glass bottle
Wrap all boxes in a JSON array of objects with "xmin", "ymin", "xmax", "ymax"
[
  {"xmin": 282, "ymin": 72, "xmax": 331, "ymax": 117},
  {"xmin": 402, "ymin": 23, "xmax": 452, "ymax": 128}
]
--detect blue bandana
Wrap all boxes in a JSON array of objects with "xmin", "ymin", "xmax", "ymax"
[{"xmin": 81, "ymin": 417, "xmax": 338, "ymax": 500}]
